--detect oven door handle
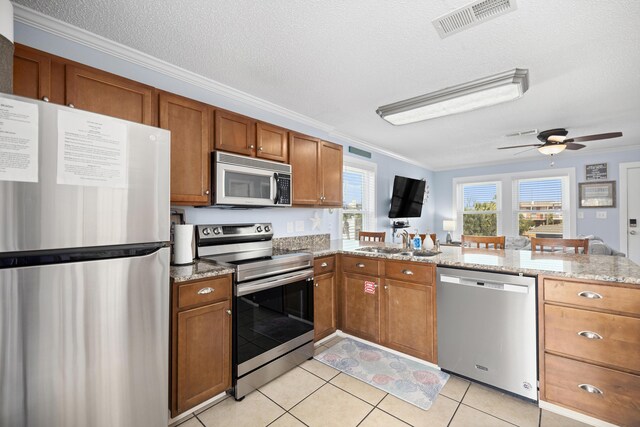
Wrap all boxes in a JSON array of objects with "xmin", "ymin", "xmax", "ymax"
[{"xmin": 236, "ymin": 269, "xmax": 314, "ymax": 297}]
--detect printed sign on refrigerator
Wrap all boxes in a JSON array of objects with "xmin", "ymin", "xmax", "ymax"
[
  {"xmin": 364, "ymin": 281, "xmax": 376, "ymax": 294},
  {"xmin": 57, "ymin": 109, "xmax": 128, "ymax": 187},
  {"xmin": 0, "ymin": 97, "xmax": 39, "ymax": 183}
]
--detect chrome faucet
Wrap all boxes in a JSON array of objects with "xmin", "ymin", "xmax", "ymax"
[{"xmin": 396, "ymin": 229, "xmax": 412, "ymax": 250}]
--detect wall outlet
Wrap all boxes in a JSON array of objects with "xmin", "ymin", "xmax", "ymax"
[
  {"xmin": 287, "ymin": 222, "xmax": 294, "ymax": 233},
  {"xmin": 577, "ymin": 211, "xmax": 584, "ymax": 219},
  {"xmin": 596, "ymin": 211, "xmax": 607, "ymax": 219},
  {"xmin": 295, "ymin": 220, "xmax": 305, "ymax": 232}
]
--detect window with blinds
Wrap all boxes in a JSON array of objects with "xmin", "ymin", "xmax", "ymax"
[
  {"xmin": 458, "ymin": 182, "xmax": 500, "ymax": 236},
  {"xmin": 514, "ymin": 177, "xmax": 568, "ymax": 238},
  {"xmin": 342, "ymin": 159, "xmax": 376, "ymax": 240}
]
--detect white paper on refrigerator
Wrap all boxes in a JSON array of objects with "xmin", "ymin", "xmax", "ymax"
[
  {"xmin": 57, "ymin": 109, "xmax": 128, "ymax": 188},
  {"xmin": 0, "ymin": 96, "xmax": 39, "ymax": 183}
]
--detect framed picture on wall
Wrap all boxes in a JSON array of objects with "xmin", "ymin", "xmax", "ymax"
[{"xmin": 579, "ymin": 181, "xmax": 616, "ymax": 208}]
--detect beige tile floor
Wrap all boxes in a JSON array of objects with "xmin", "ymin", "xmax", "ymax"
[{"xmin": 176, "ymin": 337, "xmax": 590, "ymax": 427}]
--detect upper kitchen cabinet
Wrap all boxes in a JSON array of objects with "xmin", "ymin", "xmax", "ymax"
[
  {"xmin": 66, "ymin": 65, "xmax": 156, "ymax": 126},
  {"xmin": 289, "ymin": 133, "xmax": 343, "ymax": 206},
  {"xmin": 159, "ymin": 92, "xmax": 212, "ymax": 206},
  {"xmin": 289, "ymin": 132, "xmax": 320, "ymax": 205},
  {"xmin": 214, "ymin": 109, "xmax": 256, "ymax": 157},
  {"xmin": 319, "ymin": 140, "xmax": 343, "ymax": 207},
  {"xmin": 13, "ymin": 44, "xmax": 65, "ymax": 104},
  {"xmin": 256, "ymin": 122, "xmax": 288, "ymax": 163}
]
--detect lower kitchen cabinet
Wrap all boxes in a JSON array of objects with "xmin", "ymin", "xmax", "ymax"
[
  {"xmin": 539, "ymin": 275, "xmax": 640, "ymax": 426},
  {"xmin": 171, "ymin": 275, "xmax": 232, "ymax": 417},
  {"xmin": 382, "ymin": 278, "xmax": 435, "ymax": 362},
  {"xmin": 314, "ymin": 256, "xmax": 337, "ymax": 341},
  {"xmin": 339, "ymin": 256, "xmax": 437, "ymax": 362},
  {"xmin": 343, "ymin": 272, "xmax": 381, "ymax": 343}
]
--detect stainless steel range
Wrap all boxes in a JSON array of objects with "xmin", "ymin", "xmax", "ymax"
[{"xmin": 196, "ymin": 223, "xmax": 314, "ymax": 400}]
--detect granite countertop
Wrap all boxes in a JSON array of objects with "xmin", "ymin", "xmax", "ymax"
[
  {"xmin": 170, "ymin": 259, "xmax": 234, "ymax": 283},
  {"xmin": 298, "ymin": 240, "xmax": 640, "ymax": 285}
]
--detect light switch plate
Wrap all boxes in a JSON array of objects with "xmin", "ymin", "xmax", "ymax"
[
  {"xmin": 596, "ymin": 211, "xmax": 607, "ymax": 219},
  {"xmin": 287, "ymin": 222, "xmax": 294, "ymax": 233},
  {"xmin": 295, "ymin": 220, "xmax": 305, "ymax": 232}
]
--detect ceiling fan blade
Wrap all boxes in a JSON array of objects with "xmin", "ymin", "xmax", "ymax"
[
  {"xmin": 565, "ymin": 142, "xmax": 586, "ymax": 150},
  {"xmin": 498, "ymin": 143, "xmax": 543, "ymax": 150},
  {"xmin": 564, "ymin": 132, "xmax": 623, "ymax": 143}
]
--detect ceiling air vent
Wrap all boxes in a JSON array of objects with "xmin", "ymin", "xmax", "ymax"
[{"xmin": 433, "ymin": 0, "xmax": 517, "ymax": 39}]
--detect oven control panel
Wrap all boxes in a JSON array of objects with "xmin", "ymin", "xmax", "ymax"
[{"xmin": 196, "ymin": 223, "xmax": 273, "ymax": 246}]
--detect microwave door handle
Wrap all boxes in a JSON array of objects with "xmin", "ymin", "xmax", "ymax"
[{"xmin": 273, "ymin": 173, "xmax": 280, "ymax": 205}]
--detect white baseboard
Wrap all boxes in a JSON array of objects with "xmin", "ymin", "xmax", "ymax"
[
  {"xmin": 168, "ymin": 391, "xmax": 228, "ymax": 426},
  {"xmin": 539, "ymin": 400, "xmax": 619, "ymax": 427}
]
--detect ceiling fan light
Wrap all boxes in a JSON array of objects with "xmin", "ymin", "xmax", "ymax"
[
  {"xmin": 537, "ymin": 144, "xmax": 566, "ymax": 155},
  {"xmin": 376, "ymin": 68, "xmax": 529, "ymax": 125}
]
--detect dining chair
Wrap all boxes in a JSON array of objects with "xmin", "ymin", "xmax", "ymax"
[
  {"xmin": 461, "ymin": 235, "xmax": 506, "ymax": 249},
  {"xmin": 530, "ymin": 237, "xmax": 589, "ymax": 254},
  {"xmin": 358, "ymin": 231, "xmax": 386, "ymax": 242}
]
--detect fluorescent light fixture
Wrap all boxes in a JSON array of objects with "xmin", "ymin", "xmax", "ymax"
[
  {"xmin": 0, "ymin": 0, "xmax": 13, "ymax": 42},
  {"xmin": 537, "ymin": 144, "xmax": 566, "ymax": 155},
  {"xmin": 376, "ymin": 68, "xmax": 529, "ymax": 125}
]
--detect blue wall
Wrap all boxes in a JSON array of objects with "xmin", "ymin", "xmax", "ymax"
[
  {"xmin": 432, "ymin": 148, "xmax": 640, "ymax": 251},
  {"xmin": 14, "ymin": 21, "xmax": 435, "ymax": 240}
]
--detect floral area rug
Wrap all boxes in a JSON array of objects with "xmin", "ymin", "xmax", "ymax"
[{"xmin": 315, "ymin": 338, "xmax": 449, "ymax": 410}]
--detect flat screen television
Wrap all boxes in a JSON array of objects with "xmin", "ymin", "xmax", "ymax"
[{"xmin": 388, "ymin": 175, "xmax": 426, "ymax": 218}]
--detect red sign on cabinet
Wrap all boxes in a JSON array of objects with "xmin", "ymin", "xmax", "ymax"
[{"xmin": 364, "ymin": 281, "xmax": 376, "ymax": 294}]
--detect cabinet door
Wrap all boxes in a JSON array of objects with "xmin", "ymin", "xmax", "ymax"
[
  {"xmin": 319, "ymin": 141, "xmax": 343, "ymax": 206},
  {"xmin": 314, "ymin": 272, "xmax": 336, "ymax": 341},
  {"xmin": 66, "ymin": 65, "xmax": 155, "ymax": 125},
  {"xmin": 159, "ymin": 92, "xmax": 211, "ymax": 205},
  {"xmin": 382, "ymin": 279, "xmax": 435, "ymax": 362},
  {"xmin": 256, "ymin": 122, "xmax": 288, "ymax": 163},
  {"xmin": 176, "ymin": 300, "xmax": 231, "ymax": 415},
  {"xmin": 214, "ymin": 110, "xmax": 256, "ymax": 156},
  {"xmin": 13, "ymin": 45, "xmax": 51, "ymax": 101},
  {"xmin": 289, "ymin": 133, "xmax": 320, "ymax": 205},
  {"xmin": 343, "ymin": 273, "xmax": 380, "ymax": 342}
]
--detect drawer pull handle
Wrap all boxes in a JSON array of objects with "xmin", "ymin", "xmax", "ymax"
[
  {"xmin": 578, "ymin": 291, "xmax": 602, "ymax": 299},
  {"xmin": 321, "ymin": 262, "xmax": 328, "ymax": 268},
  {"xmin": 197, "ymin": 287, "xmax": 214, "ymax": 295},
  {"xmin": 356, "ymin": 263, "xmax": 365, "ymax": 268},
  {"xmin": 402, "ymin": 269, "xmax": 414, "ymax": 275},
  {"xmin": 226, "ymin": 309, "xmax": 232, "ymax": 316},
  {"xmin": 315, "ymin": 283, "xmax": 319, "ymax": 287},
  {"xmin": 578, "ymin": 384, "xmax": 603, "ymax": 395},
  {"xmin": 578, "ymin": 330, "xmax": 603, "ymax": 340}
]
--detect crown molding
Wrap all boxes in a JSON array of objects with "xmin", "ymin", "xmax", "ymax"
[
  {"xmin": 13, "ymin": 3, "xmax": 336, "ymax": 132},
  {"xmin": 330, "ymin": 130, "xmax": 431, "ymax": 169}
]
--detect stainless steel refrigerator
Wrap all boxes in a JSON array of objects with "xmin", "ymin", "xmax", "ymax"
[{"xmin": 0, "ymin": 93, "xmax": 171, "ymax": 427}]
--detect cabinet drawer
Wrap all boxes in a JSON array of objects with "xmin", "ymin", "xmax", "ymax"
[
  {"xmin": 544, "ymin": 305, "xmax": 640, "ymax": 373},
  {"xmin": 544, "ymin": 353, "xmax": 640, "ymax": 427},
  {"xmin": 342, "ymin": 255, "xmax": 381, "ymax": 276},
  {"xmin": 178, "ymin": 276, "xmax": 231, "ymax": 309},
  {"xmin": 385, "ymin": 260, "xmax": 433, "ymax": 285},
  {"xmin": 544, "ymin": 278, "xmax": 640, "ymax": 316},
  {"xmin": 314, "ymin": 256, "xmax": 335, "ymax": 274}
]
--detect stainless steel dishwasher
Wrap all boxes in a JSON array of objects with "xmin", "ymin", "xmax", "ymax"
[{"xmin": 437, "ymin": 267, "xmax": 537, "ymax": 401}]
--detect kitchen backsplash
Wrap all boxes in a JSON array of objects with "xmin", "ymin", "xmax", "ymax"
[{"xmin": 272, "ymin": 233, "xmax": 330, "ymax": 251}]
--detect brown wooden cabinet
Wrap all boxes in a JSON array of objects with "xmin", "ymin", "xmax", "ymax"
[
  {"xmin": 159, "ymin": 92, "xmax": 212, "ymax": 205},
  {"xmin": 13, "ymin": 44, "xmax": 53, "ymax": 101},
  {"xmin": 538, "ymin": 276, "xmax": 640, "ymax": 426},
  {"xmin": 289, "ymin": 133, "xmax": 343, "ymax": 206},
  {"xmin": 313, "ymin": 256, "xmax": 337, "ymax": 341},
  {"xmin": 214, "ymin": 109, "xmax": 256, "ymax": 157},
  {"xmin": 319, "ymin": 141, "xmax": 343, "ymax": 206},
  {"xmin": 256, "ymin": 122, "xmax": 288, "ymax": 162},
  {"xmin": 338, "ymin": 255, "xmax": 437, "ymax": 362},
  {"xmin": 171, "ymin": 275, "xmax": 232, "ymax": 417},
  {"xmin": 66, "ymin": 65, "xmax": 156, "ymax": 126}
]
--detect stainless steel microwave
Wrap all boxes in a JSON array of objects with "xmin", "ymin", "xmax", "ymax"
[{"xmin": 212, "ymin": 151, "xmax": 292, "ymax": 207}]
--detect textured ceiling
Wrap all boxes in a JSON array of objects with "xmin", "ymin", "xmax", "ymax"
[{"xmin": 14, "ymin": 0, "xmax": 640, "ymax": 169}]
